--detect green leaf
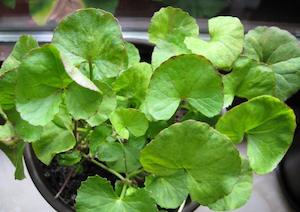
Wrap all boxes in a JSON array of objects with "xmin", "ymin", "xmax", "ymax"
[
  {"xmin": 113, "ymin": 62, "xmax": 152, "ymax": 106},
  {"xmin": 208, "ymin": 159, "xmax": 253, "ymax": 211},
  {"xmin": 0, "ymin": 122, "xmax": 15, "ymax": 145},
  {"xmin": 110, "ymin": 108, "xmax": 149, "ymax": 139},
  {"xmin": 142, "ymin": 54, "xmax": 223, "ymax": 120},
  {"xmin": 32, "ymin": 115, "xmax": 76, "ymax": 165},
  {"xmin": 243, "ymin": 26, "xmax": 300, "ymax": 100},
  {"xmin": 16, "ymin": 45, "xmax": 72, "ymax": 126},
  {"xmin": 0, "ymin": 35, "xmax": 38, "ymax": 75},
  {"xmin": 145, "ymin": 171, "xmax": 189, "ymax": 209},
  {"xmin": 0, "ymin": 35, "xmax": 38, "ymax": 110},
  {"xmin": 141, "ymin": 120, "xmax": 241, "ymax": 205},
  {"xmin": 89, "ymin": 125, "xmax": 123, "ymax": 162},
  {"xmin": 0, "ymin": 141, "xmax": 25, "ymax": 180},
  {"xmin": 149, "ymin": 7, "xmax": 199, "ymax": 68},
  {"xmin": 223, "ymin": 56, "xmax": 276, "ymax": 107},
  {"xmin": 1, "ymin": 0, "xmax": 16, "ymax": 8},
  {"xmin": 57, "ymin": 150, "xmax": 82, "ymax": 166},
  {"xmin": 6, "ymin": 109, "xmax": 43, "ymax": 143},
  {"xmin": 107, "ymin": 136, "xmax": 145, "ymax": 173},
  {"xmin": 125, "ymin": 42, "xmax": 140, "ymax": 67},
  {"xmin": 216, "ymin": 95, "xmax": 296, "ymax": 174},
  {"xmin": 29, "ymin": 0, "xmax": 58, "ymax": 25},
  {"xmin": 185, "ymin": 16, "xmax": 244, "ymax": 70},
  {"xmin": 76, "ymin": 176, "xmax": 157, "ymax": 212},
  {"xmin": 81, "ymin": 0, "xmax": 119, "ymax": 14},
  {"xmin": 52, "ymin": 8, "xmax": 127, "ymax": 81},
  {"xmin": 65, "ymin": 82, "xmax": 116, "ymax": 127}
]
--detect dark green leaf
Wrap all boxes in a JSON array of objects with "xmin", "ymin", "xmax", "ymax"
[
  {"xmin": 29, "ymin": 0, "xmax": 58, "ymax": 25},
  {"xmin": 81, "ymin": 0, "xmax": 119, "ymax": 14},
  {"xmin": 57, "ymin": 150, "xmax": 82, "ymax": 166}
]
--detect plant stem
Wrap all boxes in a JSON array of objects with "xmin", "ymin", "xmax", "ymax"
[
  {"xmin": 77, "ymin": 127, "xmax": 88, "ymax": 133},
  {"xmin": 177, "ymin": 199, "xmax": 186, "ymax": 212},
  {"xmin": 88, "ymin": 59, "xmax": 93, "ymax": 81},
  {"xmin": 120, "ymin": 183, "xmax": 128, "ymax": 199},
  {"xmin": 82, "ymin": 153, "xmax": 129, "ymax": 183},
  {"xmin": 55, "ymin": 168, "xmax": 75, "ymax": 199},
  {"xmin": 128, "ymin": 168, "xmax": 144, "ymax": 178}
]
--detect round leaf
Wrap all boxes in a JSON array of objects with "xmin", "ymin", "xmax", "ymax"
[
  {"xmin": 52, "ymin": 8, "xmax": 127, "ymax": 81},
  {"xmin": 110, "ymin": 108, "xmax": 149, "ymax": 139},
  {"xmin": 216, "ymin": 95, "xmax": 296, "ymax": 174},
  {"xmin": 145, "ymin": 171, "xmax": 189, "ymax": 209},
  {"xmin": 142, "ymin": 54, "xmax": 223, "ymax": 120},
  {"xmin": 141, "ymin": 120, "xmax": 241, "ymax": 205},
  {"xmin": 208, "ymin": 159, "xmax": 253, "ymax": 211},
  {"xmin": 243, "ymin": 26, "xmax": 300, "ymax": 100},
  {"xmin": 185, "ymin": 16, "xmax": 244, "ymax": 70},
  {"xmin": 76, "ymin": 176, "xmax": 157, "ymax": 212},
  {"xmin": 16, "ymin": 45, "xmax": 72, "ymax": 126},
  {"xmin": 149, "ymin": 7, "xmax": 199, "ymax": 68}
]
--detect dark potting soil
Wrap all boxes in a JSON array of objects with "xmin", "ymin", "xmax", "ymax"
[{"xmin": 41, "ymin": 159, "xmax": 117, "ymax": 209}]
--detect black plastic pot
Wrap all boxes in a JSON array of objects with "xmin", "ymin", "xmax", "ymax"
[
  {"xmin": 277, "ymin": 91, "xmax": 300, "ymax": 211},
  {"xmin": 24, "ymin": 144, "xmax": 200, "ymax": 212}
]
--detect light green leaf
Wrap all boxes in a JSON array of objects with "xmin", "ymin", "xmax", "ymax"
[
  {"xmin": 149, "ymin": 7, "xmax": 199, "ymax": 68},
  {"xmin": 145, "ymin": 171, "xmax": 189, "ymax": 209},
  {"xmin": 81, "ymin": 0, "xmax": 119, "ymax": 14},
  {"xmin": 216, "ymin": 95, "xmax": 296, "ymax": 174},
  {"xmin": 32, "ymin": 121, "xmax": 76, "ymax": 165},
  {"xmin": 0, "ymin": 141, "xmax": 25, "ymax": 180},
  {"xmin": 16, "ymin": 45, "xmax": 72, "ymax": 126},
  {"xmin": 141, "ymin": 120, "xmax": 241, "ymax": 205},
  {"xmin": 185, "ymin": 16, "xmax": 244, "ymax": 70},
  {"xmin": 223, "ymin": 56, "xmax": 276, "ymax": 107},
  {"xmin": 29, "ymin": 0, "xmax": 58, "ymax": 25},
  {"xmin": 0, "ymin": 35, "xmax": 38, "ymax": 110},
  {"xmin": 142, "ymin": 54, "xmax": 223, "ymax": 120},
  {"xmin": 113, "ymin": 62, "xmax": 152, "ymax": 106},
  {"xmin": 0, "ymin": 122, "xmax": 15, "ymax": 145},
  {"xmin": 243, "ymin": 26, "xmax": 300, "ymax": 100},
  {"xmin": 6, "ymin": 109, "xmax": 43, "ymax": 143},
  {"xmin": 110, "ymin": 108, "xmax": 149, "ymax": 139},
  {"xmin": 0, "ymin": 35, "xmax": 38, "ymax": 75},
  {"xmin": 208, "ymin": 159, "xmax": 253, "ymax": 211},
  {"xmin": 1, "ymin": 0, "xmax": 16, "ymax": 8},
  {"xmin": 57, "ymin": 150, "xmax": 82, "ymax": 166},
  {"xmin": 52, "ymin": 8, "xmax": 127, "ymax": 81},
  {"xmin": 125, "ymin": 42, "xmax": 140, "ymax": 67},
  {"xmin": 76, "ymin": 176, "xmax": 157, "ymax": 212}
]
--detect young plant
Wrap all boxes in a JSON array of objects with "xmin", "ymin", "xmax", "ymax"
[{"xmin": 0, "ymin": 7, "xmax": 299, "ymax": 212}]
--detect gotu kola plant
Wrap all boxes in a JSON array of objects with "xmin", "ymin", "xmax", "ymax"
[{"xmin": 0, "ymin": 6, "xmax": 299, "ymax": 211}]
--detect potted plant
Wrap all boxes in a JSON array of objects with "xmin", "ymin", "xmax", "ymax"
[{"xmin": 0, "ymin": 6, "xmax": 299, "ymax": 212}]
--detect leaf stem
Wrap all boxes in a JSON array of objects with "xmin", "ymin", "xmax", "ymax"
[
  {"xmin": 88, "ymin": 59, "xmax": 93, "ymax": 81},
  {"xmin": 127, "ymin": 168, "xmax": 144, "ymax": 178},
  {"xmin": 120, "ymin": 183, "xmax": 128, "ymax": 199},
  {"xmin": 55, "ymin": 168, "xmax": 75, "ymax": 199},
  {"xmin": 82, "ymin": 153, "xmax": 130, "ymax": 183}
]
